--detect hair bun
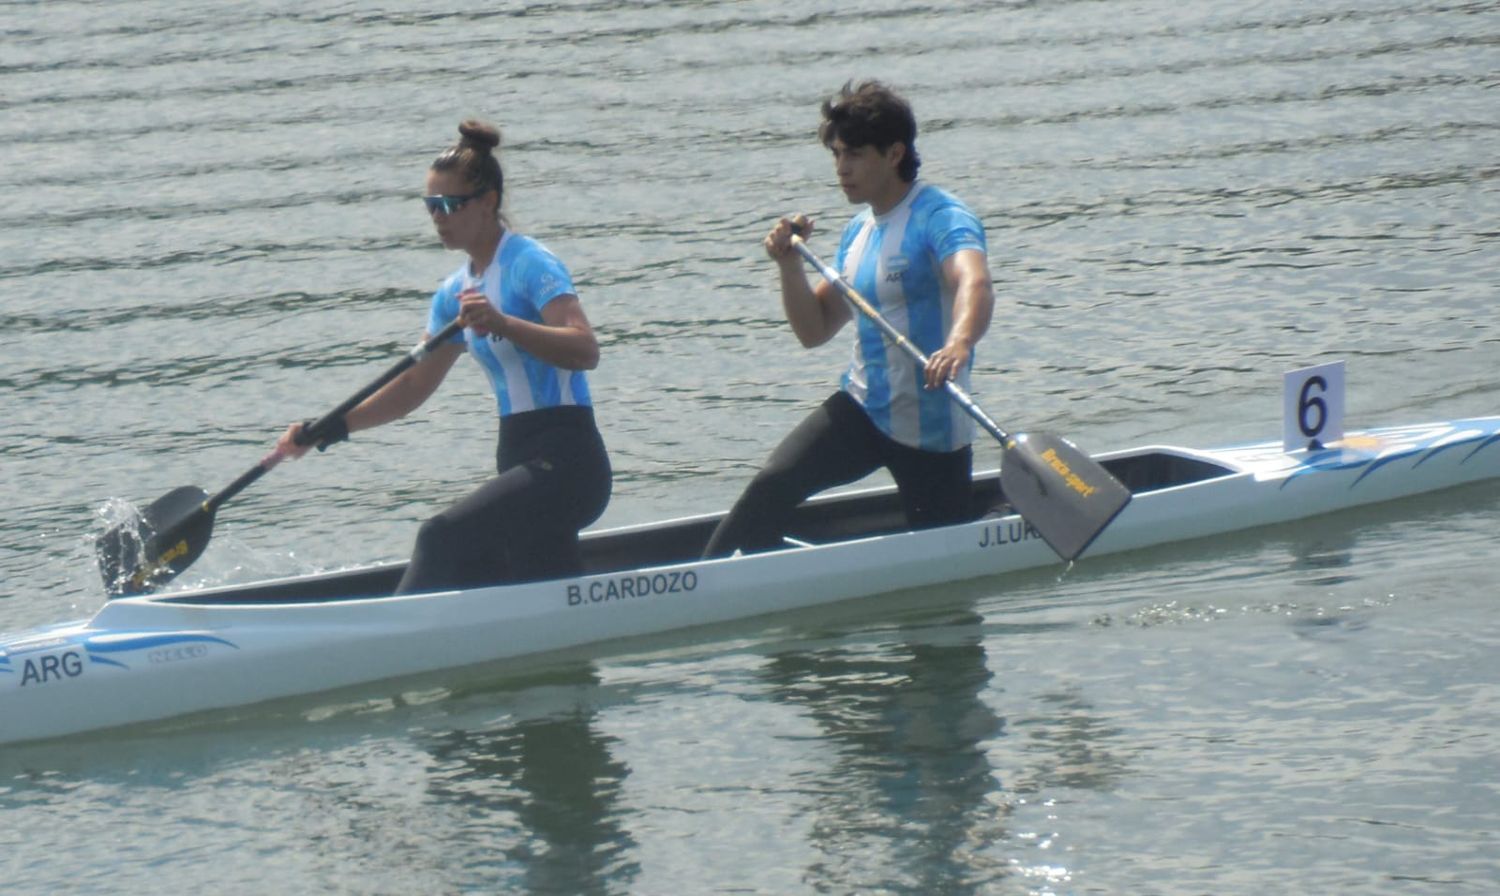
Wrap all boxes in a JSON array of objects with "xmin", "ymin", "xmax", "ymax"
[{"xmin": 457, "ymin": 119, "xmax": 501, "ymax": 152}]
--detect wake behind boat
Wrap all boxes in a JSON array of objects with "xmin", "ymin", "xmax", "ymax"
[{"xmin": 4, "ymin": 412, "xmax": 1500, "ymax": 746}]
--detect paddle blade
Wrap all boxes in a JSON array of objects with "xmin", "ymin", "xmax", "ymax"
[
  {"xmin": 97, "ymin": 485, "xmax": 215, "ymax": 597},
  {"xmin": 999, "ymin": 432, "xmax": 1132, "ymax": 561}
]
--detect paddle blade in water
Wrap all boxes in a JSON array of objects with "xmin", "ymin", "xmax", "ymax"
[
  {"xmin": 999, "ymin": 432, "xmax": 1132, "ymax": 561},
  {"xmin": 97, "ymin": 485, "xmax": 214, "ymax": 597}
]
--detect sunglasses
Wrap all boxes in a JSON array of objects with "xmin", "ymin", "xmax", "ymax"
[{"xmin": 422, "ymin": 190, "xmax": 488, "ymax": 215}]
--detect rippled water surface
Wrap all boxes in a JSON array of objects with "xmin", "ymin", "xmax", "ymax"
[{"xmin": 2, "ymin": 1, "xmax": 1498, "ymax": 893}]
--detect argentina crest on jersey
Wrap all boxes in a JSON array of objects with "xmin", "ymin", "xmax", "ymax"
[{"xmin": 883, "ymin": 252, "xmax": 910, "ymax": 283}]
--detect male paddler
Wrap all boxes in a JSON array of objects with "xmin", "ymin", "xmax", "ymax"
[{"xmin": 703, "ymin": 80, "xmax": 995, "ymax": 557}]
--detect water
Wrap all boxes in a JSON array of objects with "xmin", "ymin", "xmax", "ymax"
[{"xmin": 2, "ymin": 0, "xmax": 1498, "ymax": 892}]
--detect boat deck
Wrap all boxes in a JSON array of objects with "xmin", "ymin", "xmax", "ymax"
[{"xmin": 145, "ymin": 448, "xmax": 1234, "ymax": 607}]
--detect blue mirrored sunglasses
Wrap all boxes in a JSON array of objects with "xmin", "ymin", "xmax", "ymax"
[{"xmin": 422, "ymin": 191, "xmax": 487, "ymax": 215}]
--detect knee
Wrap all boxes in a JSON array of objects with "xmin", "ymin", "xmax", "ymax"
[
  {"xmin": 413, "ymin": 512, "xmax": 462, "ymax": 555},
  {"xmin": 738, "ymin": 464, "xmax": 804, "ymax": 509}
]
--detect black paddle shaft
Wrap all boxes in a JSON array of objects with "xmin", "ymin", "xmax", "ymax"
[
  {"xmin": 99, "ymin": 319, "xmax": 465, "ymax": 596},
  {"xmin": 204, "ymin": 318, "xmax": 466, "ymax": 515}
]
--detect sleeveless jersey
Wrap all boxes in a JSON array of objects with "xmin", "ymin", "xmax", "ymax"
[
  {"xmin": 427, "ymin": 231, "xmax": 592, "ymax": 416},
  {"xmin": 836, "ymin": 182, "xmax": 987, "ymax": 452}
]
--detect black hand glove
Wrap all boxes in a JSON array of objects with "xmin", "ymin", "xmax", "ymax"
[{"xmin": 300, "ymin": 416, "xmax": 350, "ymax": 452}]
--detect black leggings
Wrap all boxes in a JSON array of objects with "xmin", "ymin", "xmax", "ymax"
[
  {"xmin": 702, "ymin": 391, "xmax": 973, "ymax": 558},
  {"xmin": 396, "ymin": 406, "xmax": 611, "ymax": 594}
]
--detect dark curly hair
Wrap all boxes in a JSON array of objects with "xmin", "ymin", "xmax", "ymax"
[{"xmin": 818, "ymin": 81, "xmax": 921, "ymax": 182}]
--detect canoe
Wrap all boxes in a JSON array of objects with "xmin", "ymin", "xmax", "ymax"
[{"xmin": 4, "ymin": 415, "xmax": 1500, "ymax": 746}]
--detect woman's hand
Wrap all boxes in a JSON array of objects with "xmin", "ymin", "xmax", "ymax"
[
  {"xmin": 275, "ymin": 422, "xmax": 315, "ymax": 461},
  {"xmin": 459, "ymin": 289, "xmax": 507, "ymax": 337},
  {"xmin": 274, "ymin": 415, "xmax": 349, "ymax": 460}
]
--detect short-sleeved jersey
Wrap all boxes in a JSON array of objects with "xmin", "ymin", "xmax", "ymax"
[
  {"xmin": 836, "ymin": 182, "xmax": 988, "ymax": 452},
  {"xmin": 427, "ymin": 231, "xmax": 592, "ymax": 416}
]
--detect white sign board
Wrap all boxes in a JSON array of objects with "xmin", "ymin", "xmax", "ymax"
[{"xmin": 1283, "ymin": 361, "xmax": 1345, "ymax": 452}]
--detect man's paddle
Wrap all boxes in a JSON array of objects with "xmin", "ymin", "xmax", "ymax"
[
  {"xmin": 790, "ymin": 233, "xmax": 1131, "ymax": 561},
  {"xmin": 97, "ymin": 319, "xmax": 465, "ymax": 598}
]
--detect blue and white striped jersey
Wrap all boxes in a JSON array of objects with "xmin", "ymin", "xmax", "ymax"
[
  {"xmin": 428, "ymin": 231, "xmax": 592, "ymax": 416},
  {"xmin": 836, "ymin": 182, "xmax": 987, "ymax": 452}
]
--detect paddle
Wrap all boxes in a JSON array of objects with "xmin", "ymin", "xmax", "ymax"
[
  {"xmin": 790, "ymin": 233, "xmax": 1131, "ymax": 561},
  {"xmin": 97, "ymin": 319, "xmax": 466, "ymax": 598}
]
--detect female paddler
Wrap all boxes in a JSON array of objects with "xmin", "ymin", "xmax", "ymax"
[{"xmin": 277, "ymin": 120, "xmax": 611, "ymax": 593}]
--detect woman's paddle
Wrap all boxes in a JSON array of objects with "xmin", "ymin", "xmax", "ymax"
[
  {"xmin": 790, "ymin": 233, "xmax": 1131, "ymax": 561},
  {"xmin": 97, "ymin": 320, "xmax": 465, "ymax": 598}
]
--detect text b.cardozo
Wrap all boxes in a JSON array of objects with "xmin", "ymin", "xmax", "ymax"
[{"xmin": 568, "ymin": 570, "xmax": 700, "ymax": 605}]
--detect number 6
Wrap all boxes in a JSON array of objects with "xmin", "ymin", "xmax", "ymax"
[{"xmin": 1299, "ymin": 376, "xmax": 1328, "ymax": 439}]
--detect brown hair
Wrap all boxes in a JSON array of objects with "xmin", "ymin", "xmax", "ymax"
[
  {"xmin": 431, "ymin": 119, "xmax": 505, "ymax": 219},
  {"xmin": 818, "ymin": 81, "xmax": 921, "ymax": 182}
]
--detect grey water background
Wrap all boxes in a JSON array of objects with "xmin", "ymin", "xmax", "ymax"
[{"xmin": 2, "ymin": 0, "xmax": 1498, "ymax": 892}]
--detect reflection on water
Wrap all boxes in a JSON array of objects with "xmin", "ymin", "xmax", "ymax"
[
  {"xmin": 1009, "ymin": 688, "xmax": 1128, "ymax": 797},
  {"xmin": 418, "ymin": 667, "xmax": 638, "ymax": 894},
  {"xmin": 753, "ymin": 605, "xmax": 1135, "ymax": 892},
  {"xmin": 3, "ymin": 0, "xmax": 1498, "ymax": 890},
  {"xmin": 1287, "ymin": 530, "xmax": 1358, "ymax": 588},
  {"xmin": 761, "ymin": 609, "xmax": 1009, "ymax": 893}
]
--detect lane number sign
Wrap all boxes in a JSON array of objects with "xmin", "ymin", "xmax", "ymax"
[{"xmin": 1283, "ymin": 361, "xmax": 1345, "ymax": 452}]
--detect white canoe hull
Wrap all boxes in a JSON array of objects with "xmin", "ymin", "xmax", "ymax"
[{"xmin": 4, "ymin": 417, "xmax": 1499, "ymax": 745}]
